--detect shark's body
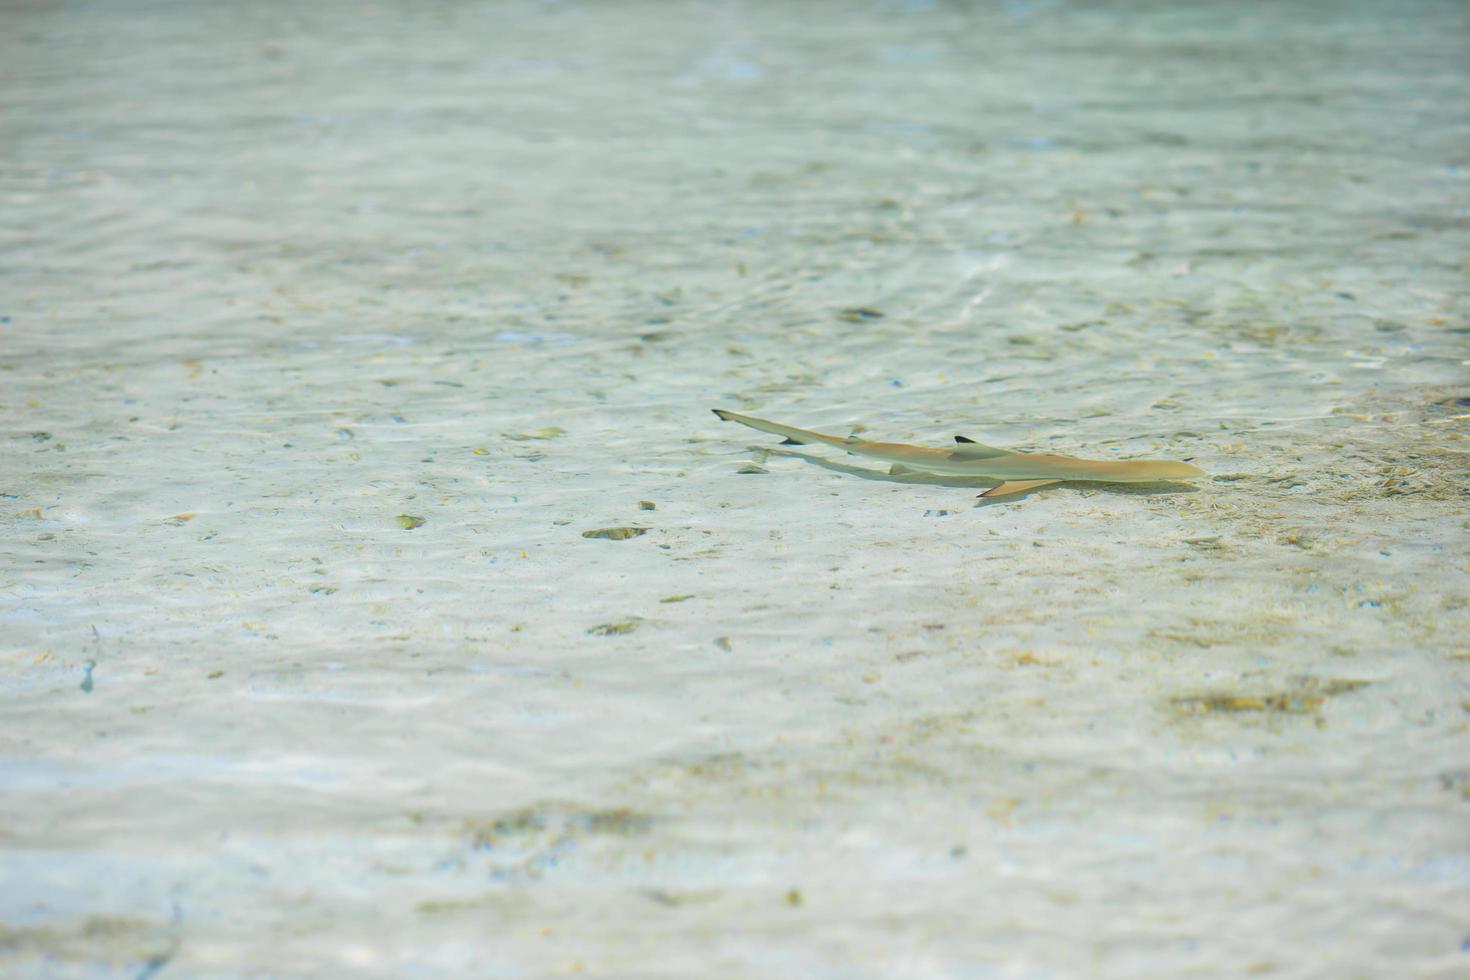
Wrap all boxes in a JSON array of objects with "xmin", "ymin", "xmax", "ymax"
[{"xmin": 712, "ymin": 409, "xmax": 1205, "ymax": 498}]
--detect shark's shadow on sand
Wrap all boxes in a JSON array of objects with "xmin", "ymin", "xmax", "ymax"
[{"xmin": 756, "ymin": 446, "xmax": 1201, "ymax": 506}]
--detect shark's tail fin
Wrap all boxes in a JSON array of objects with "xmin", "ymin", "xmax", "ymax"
[{"xmin": 711, "ymin": 409, "xmax": 852, "ymax": 449}]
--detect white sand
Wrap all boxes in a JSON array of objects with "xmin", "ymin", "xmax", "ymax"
[{"xmin": 3, "ymin": 1, "xmax": 1468, "ymax": 976}]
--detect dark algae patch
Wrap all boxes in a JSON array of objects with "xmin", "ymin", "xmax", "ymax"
[
  {"xmin": 582, "ymin": 526, "xmax": 648, "ymax": 540},
  {"xmin": 445, "ymin": 802, "xmax": 656, "ymax": 883},
  {"xmin": 587, "ymin": 618, "xmax": 641, "ymax": 636},
  {"xmin": 468, "ymin": 804, "xmax": 653, "ymax": 846},
  {"xmin": 1173, "ymin": 677, "xmax": 1370, "ymax": 718}
]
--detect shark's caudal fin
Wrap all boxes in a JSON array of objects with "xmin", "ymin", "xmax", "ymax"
[{"xmin": 711, "ymin": 409, "xmax": 855, "ymax": 450}]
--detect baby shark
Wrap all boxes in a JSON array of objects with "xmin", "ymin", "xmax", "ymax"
[{"xmin": 712, "ymin": 408, "xmax": 1205, "ymax": 499}]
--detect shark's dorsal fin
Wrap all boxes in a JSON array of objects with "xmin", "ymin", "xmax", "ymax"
[
  {"xmin": 952, "ymin": 434, "xmax": 1007, "ymax": 458},
  {"xmin": 947, "ymin": 437, "xmax": 1008, "ymax": 460}
]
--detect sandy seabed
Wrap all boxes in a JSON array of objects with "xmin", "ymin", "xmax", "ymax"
[{"xmin": 3, "ymin": 1, "xmax": 1469, "ymax": 977}]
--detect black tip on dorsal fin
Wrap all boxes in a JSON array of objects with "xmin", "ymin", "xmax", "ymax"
[
  {"xmin": 955, "ymin": 435, "xmax": 976, "ymax": 444},
  {"xmin": 780, "ymin": 437, "xmax": 805, "ymax": 445}
]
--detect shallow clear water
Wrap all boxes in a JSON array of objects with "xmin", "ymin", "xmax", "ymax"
[{"xmin": 3, "ymin": 1, "xmax": 1468, "ymax": 977}]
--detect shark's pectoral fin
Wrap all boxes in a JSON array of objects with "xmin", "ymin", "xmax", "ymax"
[{"xmin": 978, "ymin": 479, "xmax": 1061, "ymax": 499}]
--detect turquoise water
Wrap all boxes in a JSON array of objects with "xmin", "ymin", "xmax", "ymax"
[{"xmin": 3, "ymin": 1, "xmax": 1468, "ymax": 976}]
